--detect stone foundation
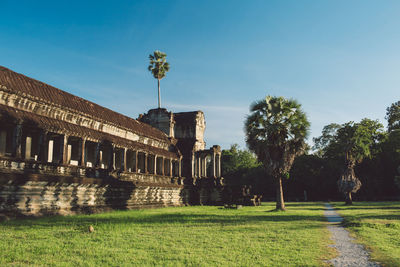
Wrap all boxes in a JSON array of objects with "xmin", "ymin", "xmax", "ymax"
[{"xmin": 0, "ymin": 159, "xmax": 185, "ymax": 216}]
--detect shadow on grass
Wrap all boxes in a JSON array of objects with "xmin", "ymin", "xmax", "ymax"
[{"xmin": 1, "ymin": 209, "xmax": 328, "ymax": 229}]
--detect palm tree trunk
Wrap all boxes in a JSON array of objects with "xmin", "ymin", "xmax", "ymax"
[
  {"xmin": 276, "ymin": 176, "xmax": 286, "ymax": 211},
  {"xmin": 345, "ymin": 191, "xmax": 353, "ymax": 205},
  {"xmin": 158, "ymin": 79, "xmax": 161, "ymax": 108}
]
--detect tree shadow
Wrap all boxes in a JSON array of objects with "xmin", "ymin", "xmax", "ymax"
[{"xmin": 1, "ymin": 208, "xmax": 329, "ymax": 229}]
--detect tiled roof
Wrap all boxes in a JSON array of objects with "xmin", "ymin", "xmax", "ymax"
[
  {"xmin": 0, "ymin": 66, "xmax": 169, "ymax": 142},
  {"xmin": 0, "ymin": 104, "xmax": 178, "ymax": 158}
]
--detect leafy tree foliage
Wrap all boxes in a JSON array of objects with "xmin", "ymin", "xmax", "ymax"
[
  {"xmin": 224, "ymin": 101, "xmax": 400, "ymax": 203},
  {"xmin": 221, "ymin": 144, "xmax": 267, "ymax": 203},
  {"xmin": 245, "ymin": 96, "xmax": 310, "ymax": 210},
  {"xmin": 312, "ymin": 123, "xmax": 340, "ymax": 157},
  {"xmin": 222, "ymin": 144, "xmax": 261, "ymax": 176},
  {"xmin": 148, "ymin": 50, "xmax": 170, "ymax": 108},
  {"xmin": 314, "ymin": 119, "xmax": 385, "ymax": 204},
  {"xmin": 386, "ymin": 100, "xmax": 400, "ymax": 132}
]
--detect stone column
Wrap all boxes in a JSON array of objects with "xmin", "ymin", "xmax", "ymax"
[
  {"xmin": 123, "ymin": 148, "xmax": 127, "ymax": 171},
  {"xmin": 12, "ymin": 123, "xmax": 22, "ymax": 158},
  {"xmin": 191, "ymin": 154, "xmax": 195, "ymax": 178},
  {"xmin": 134, "ymin": 151, "xmax": 138, "ymax": 172},
  {"xmin": 94, "ymin": 142, "xmax": 101, "ymax": 167},
  {"xmin": 217, "ymin": 154, "xmax": 221, "ymax": 177},
  {"xmin": 200, "ymin": 155, "xmax": 205, "ymax": 177},
  {"xmin": 212, "ymin": 152, "xmax": 216, "ymax": 178},
  {"xmin": 154, "ymin": 155, "xmax": 158, "ymax": 175},
  {"xmin": 204, "ymin": 156, "xmax": 207, "ymax": 177},
  {"xmin": 197, "ymin": 155, "xmax": 201, "ymax": 177},
  {"xmin": 161, "ymin": 157, "xmax": 165, "ymax": 176},
  {"xmin": 144, "ymin": 153, "xmax": 148, "ymax": 174},
  {"xmin": 79, "ymin": 138, "xmax": 86, "ymax": 167},
  {"xmin": 62, "ymin": 135, "xmax": 69, "ymax": 165},
  {"xmin": 169, "ymin": 159, "xmax": 173, "ymax": 177},
  {"xmin": 112, "ymin": 145, "xmax": 116, "ymax": 170}
]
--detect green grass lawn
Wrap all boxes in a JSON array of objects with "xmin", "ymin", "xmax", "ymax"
[
  {"xmin": 331, "ymin": 201, "xmax": 400, "ymax": 266},
  {"xmin": 0, "ymin": 202, "xmax": 333, "ymax": 266}
]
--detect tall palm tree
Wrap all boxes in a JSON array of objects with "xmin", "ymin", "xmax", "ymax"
[
  {"xmin": 245, "ymin": 96, "xmax": 310, "ymax": 210},
  {"xmin": 148, "ymin": 50, "xmax": 170, "ymax": 108}
]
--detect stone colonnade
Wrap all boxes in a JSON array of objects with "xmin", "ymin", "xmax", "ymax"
[
  {"xmin": 191, "ymin": 145, "xmax": 221, "ymax": 179},
  {"xmin": 0, "ymin": 120, "xmax": 182, "ymax": 177}
]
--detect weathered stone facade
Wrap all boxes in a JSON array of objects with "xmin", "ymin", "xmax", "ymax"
[
  {"xmin": 139, "ymin": 108, "xmax": 223, "ymax": 205},
  {"xmin": 0, "ymin": 66, "xmax": 221, "ymax": 217}
]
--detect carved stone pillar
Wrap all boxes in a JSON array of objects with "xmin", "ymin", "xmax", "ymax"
[
  {"xmin": 161, "ymin": 157, "xmax": 164, "ymax": 176},
  {"xmin": 94, "ymin": 142, "xmax": 101, "ymax": 167},
  {"xmin": 134, "ymin": 151, "xmax": 138, "ymax": 172},
  {"xmin": 144, "ymin": 153, "xmax": 148, "ymax": 174},
  {"xmin": 169, "ymin": 159, "xmax": 173, "ymax": 177},
  {"xmin": 197, "ymin": 156, "xmax": 201, "ymax": 178},
  {"xmin": 212, "ymin": 152, "xmax": 216, "ymax": 178},
  {"xmin": 80, "ymin": 138, "xmax": 86, "ymax": 167},
  {"xmin": 62, "ymin": 135, "xmax": 69, "ymax": 165},
  {"xmin": 191, "ymin": 153, "xmax": 195, "ymax": 178},
  {"xmin": 123, "ymin": 148, "xmax": 127, "ymax": 171},
  {"xmin": 12, "ymin": 123, "xmax": 22, "ymax": 158},
  {"xmin": 217, "ymin": 154, "xmax": 221, "ymax": 177},
  {"xmin": 112, "ymin": 145, "xmax": 116, "ymax": 170},
  {"xmin": 154, "ymin": 155, "xmax": 158, "ymax": 175}
]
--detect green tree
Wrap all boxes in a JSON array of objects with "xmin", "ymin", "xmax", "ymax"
[
  {"xmin": 312, "ymin": 123, "xmax": 341, "ymax": 157},
  {"xmin": 322, "ymin": 119, "xmax": 385, "ymax": 204},
  {"xmin": 222, "ymin": 144, "xmax": 261, "ymax": 176},
  {"xmin": 148, "ymin": 50, "xmax": 170, "ymax": 108},
  {"xmin": 386, "ymin": 100, "xmax": 400, "ymax": 132},
  {"xmin": 245, "ymin": 96, "xmax": 310, "ymax": 210}
]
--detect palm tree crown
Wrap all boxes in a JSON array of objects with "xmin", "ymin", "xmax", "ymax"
[
  {"xmin": 148, "ymin": 50, "xmax": 170, "ymax": 79},
  {"xmin": 245, "ymin": 96, "xmax": 310, "ymax": 210},
  {"xmin": 148, "ymin": 50, "xmax": 170, "ymax": 108}
]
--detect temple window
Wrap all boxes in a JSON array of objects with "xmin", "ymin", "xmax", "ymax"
[
  {"xmin": 67, "ymin": 137, "xmax": 81, "ymax": 166},
  {"xmin": 147, "ymin": 154, "xmax": 155, "ymax": 174},
  {"xmin": 156, "ymin": 156, "xmax": 163, "ymax": 175},
  {"xmin": 126, "ymin": 150, "xmax": 136, "ymax": 172},
  {"xmin": 99, "ymin": 142, "xmax": 112, "ymax": 169},
  {"xmin": 114, "ymin": 147, "xmax": 124, "ymax": 170},
  {"xmin": 21, "ymin": 128, "xmax": 40, "ymax": 161},
  {"xmin": 172, "ymin": 160, "xmax": 179, "ymax": 177},
  {"xmin": 137, "ymin": 152, "xmax": 146, "ymax": 173},
  {"xmin": 206, "ymin": 154, "xmax": 212, "ymax": 178},
  {"xmin": 47, "ymin": 133, "xmax": 63, "ymax": 163},
  {"xmin": 0, "ymin": 121, "xmax": 16, "ymax": 157},
  {"xmin": 164, "ymin": 158, "xmax": 171, "ymax": 176},
  {"xmin": 85, "ymin": 141, "xmax": 97, "ymax": 167}
]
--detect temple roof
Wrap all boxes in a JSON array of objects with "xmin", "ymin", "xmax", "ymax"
[
  {"xmin": 0, "ymin": 104, "xmax": 179, "ymax": 158},
  {"xmin": 0, "ymin": 66, "xmax": 169, "ymax": 143}
]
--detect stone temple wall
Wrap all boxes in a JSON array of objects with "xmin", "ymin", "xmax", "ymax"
[
  {"xmin": 0, "ymin": 66, "xmax": 223, "ymax": 218},
  {"xmin": 0, "ymin": 158, "xmax": 186, "ymax": 216}
]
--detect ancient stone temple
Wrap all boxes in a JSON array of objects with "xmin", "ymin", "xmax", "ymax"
[
  {"xmin": 0, "ymin": 66, "xmax": 222, "ymax": 216},
  {"xmin": 139, "ymin": 108, "xmax": 223, "ymax": 204}
]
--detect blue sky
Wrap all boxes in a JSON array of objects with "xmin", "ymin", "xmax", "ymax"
[{"xmin": 1, "ymin": 0, "xmax": 399, "ymax": 149}]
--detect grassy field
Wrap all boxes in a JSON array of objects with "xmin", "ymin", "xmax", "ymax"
[
  {"xmin": 0, "ymin": 202, "xmax": 333, "ymax": 266},
  {"xmin": 332, "ymin": 202, "xmax": 400, "ymax": 266}
]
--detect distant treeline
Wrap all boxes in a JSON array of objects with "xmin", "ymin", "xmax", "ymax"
[{"xmin": 222, "ymin": 101, "xmax": 400, "ymax": 201}]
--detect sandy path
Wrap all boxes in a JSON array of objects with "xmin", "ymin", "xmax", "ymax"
[{"xmin": 324, "ymin": 203, "xmax": 380, "ymax": 267}]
